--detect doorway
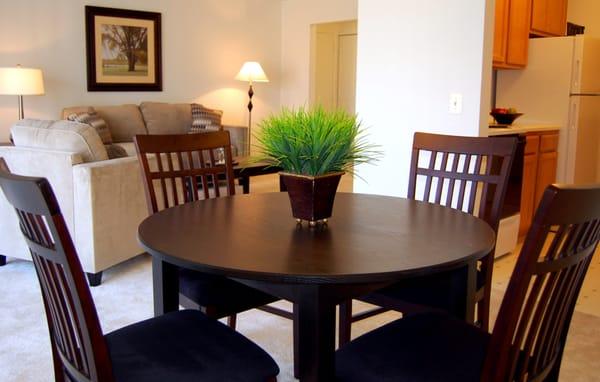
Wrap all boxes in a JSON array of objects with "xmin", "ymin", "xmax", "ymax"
[
  {"xmin": 309, "ymin": 20, "xmax": 358, "ymax": 191},
  {"xmin": 310, "ymin": 20, "xmax": 357, "ymax": 113}
]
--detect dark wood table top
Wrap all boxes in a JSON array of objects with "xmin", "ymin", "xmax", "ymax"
[{"xmin": 138, "ymin": 193, "xmax": 495, "ymax": 284}]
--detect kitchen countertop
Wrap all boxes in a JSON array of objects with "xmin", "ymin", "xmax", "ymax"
[{"xmin": 487, "ymin": 123, "xmax": 561, "ymax": 136}]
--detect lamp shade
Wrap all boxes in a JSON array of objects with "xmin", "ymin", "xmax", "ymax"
[
  {"xmin": 235, "ymin": 62, "xmax": 269, "ymax": 83},
  {"xmin": 0, "ymin": 67, "xmax": 45, "ymax": 95}
]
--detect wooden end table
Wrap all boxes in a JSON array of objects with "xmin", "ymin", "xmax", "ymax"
[{"xmin": 233, "ymin": 157, "xmax": 282, "ymax": 194}]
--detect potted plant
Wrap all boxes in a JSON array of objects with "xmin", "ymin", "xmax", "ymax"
[{"xmin": 256, "ymin": 106, "xmax": 379, "ymax": 225}]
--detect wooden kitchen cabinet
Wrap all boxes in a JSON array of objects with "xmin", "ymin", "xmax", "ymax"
[
  {"xmin": 493, "ymin": 0, "xmax": 510, "ymax": 63},
  {"xmin": 530, "ymin": 0, "xmax": 568, "ymax": 37},
  {"xmin": 519, "ymin": 135, "xmax": 540, "ymax": 236},
  {"xmin": 493, "ymin": 0, "xmax": 532, "ymax": 69},
  {"xmin": 519, "ymin": 131, "xmax": 559, "ymax": 236}
]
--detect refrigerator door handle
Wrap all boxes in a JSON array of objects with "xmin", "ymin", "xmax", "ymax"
[
  {"xmin": 570, "ymin": 101, "xmax": 578, "ymax": 131},
  {"xmin": 572, "ymin": 58, "xmax": 581, "ymax": 92}
]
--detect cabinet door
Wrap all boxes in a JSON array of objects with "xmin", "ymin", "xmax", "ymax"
[
  {"xmin": 493, "ymin": 0, "xmax": 510, "ymax": 64},
  {"xmin": 505, "ymin": 0, "xmax": 532, "ymax": 67},
  {"xmin": 531, "ymin": 0, "xmax": 568, "ymax": 36},
  {"xmin": 520, "ymin": 152, "xmax": 539, "ymax": 236},
  {"xmin": 534, "ymin": 151, "xmax": 558, "ymax": 209}
]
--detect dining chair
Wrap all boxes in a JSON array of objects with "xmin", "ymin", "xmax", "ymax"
[
  {"xmin": 339, "ymin": 132, "xmax": 518, "ymax": 345},
  {"xmin": 336, "ymin": 183, "xmax": 600, "ymax": 382},
  {"xmin": 0, "ymin": 157, "xmax": 8, "ymax": 267},
  {"xmin": 134, "ymin": 131, "xmax": 279, "ymax": 329},
  {"xmin": 0, "ymin": 162, "xmax": 279, "ymax": 382}
]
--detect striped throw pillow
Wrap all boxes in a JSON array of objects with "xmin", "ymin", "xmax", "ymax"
[
  {"xmin": 104, "ymin": 144, "xmax": 128, "ymax": 159},
  {"xmin": 190, "ymin": 104, "xmax": 223, "ymax": 133},
  {"xmin": 67, "ymin": 107, "xmax": 113, "ymax": 145}
]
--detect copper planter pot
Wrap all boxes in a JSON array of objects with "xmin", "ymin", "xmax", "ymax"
[{"xmin": 280, "ymin": 171, "xmax": 344, "ymax": 223}]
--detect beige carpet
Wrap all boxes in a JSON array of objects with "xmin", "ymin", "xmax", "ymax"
[{"xmin": 0, "ymin": 252, "xmax": 599, "ymax": 381}]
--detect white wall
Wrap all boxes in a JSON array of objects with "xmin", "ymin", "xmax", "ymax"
[
  {"xmin": 568, "ymin": 0, "xmax": 600, "ymax": 38},
  {"xmin": 0, "ymin": 0, "xmax": 282, "ymax": 141},
  {"xmin": 354, "ymin": 0, "xmax": 495, "ymax": 197},
  {"xmin": 280, "ymin": 0, "xmax": 357, "ymax": 108}
]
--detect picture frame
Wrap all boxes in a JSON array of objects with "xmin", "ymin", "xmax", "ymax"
[{"xmin": 85, "ymin": 6, "xmax": 162, "ymax": 91}]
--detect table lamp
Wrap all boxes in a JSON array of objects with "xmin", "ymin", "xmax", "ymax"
[
  {"xmin": 0, "ymin": 65, "xmax": 45, "ymax": 120},
  {"xmin": 235, "ymin": 61, "xmax": 269, "ymax": 155}
]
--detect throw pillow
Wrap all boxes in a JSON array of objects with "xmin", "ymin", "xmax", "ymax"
[
  {"xmin": 67, "ymin": 107, "xmax": 113, "ymax": 145},
  {"xmin": 105, "ymin": 144, "xmax": 128, "ymax": 159},
  {"xmin": 190, "ymin": 104, "xmax": 223, "ymax": 133}
]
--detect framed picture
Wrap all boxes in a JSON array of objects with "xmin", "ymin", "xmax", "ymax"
[{"xmin": 85, "ymin": 6, "xmax": 162, "ymax": 91}]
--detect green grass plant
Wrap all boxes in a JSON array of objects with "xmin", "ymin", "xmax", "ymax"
[{"xmin": 256, "ymin": 106, "xmax": 379, "ymax": 176}]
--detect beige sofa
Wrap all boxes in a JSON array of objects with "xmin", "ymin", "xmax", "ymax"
[{"xmin": 0, "ymin": 102, "xmax": 247, "ymax": 285}]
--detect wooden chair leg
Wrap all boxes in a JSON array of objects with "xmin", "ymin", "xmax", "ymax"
[
  {"xmin": 293, "ymin": 303, "xmax": 300, "ymax": 379},
  {"xmin": 227, "ymin": 314, "xmax": 237, "ymax": 329},
  {"xmin": 478, "ymin": 290, "xmax": 491, "ymax": 332},
  {"xmin": 338, "ymin": 300, "xmax": 353, "ymax": 347},
  {"xmin": 0, "ymin": 255, "xmax": 6, "ymax": 266},
  {"xmin": 477, "ymin": 256, "xmax": 493, "ymax": 331},
  {"xmin": 86, "ymin": 271, "xmax": 103, "ymax": 287}
]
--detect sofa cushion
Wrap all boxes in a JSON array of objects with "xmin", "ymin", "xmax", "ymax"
[
  {"xmin": 66, "ymin": 107, "xmax": 113, "ymax": 145},
  {"xmin": 11, "ymin": 119, "xmax": 108, "ymax": 162},
  {"xmin": 140, "ymin": 102, "xmax": 191, "ymax": 135},
  {"xmin": 63, "ymin": 105, "xmax": 147, "ymax": 143}
]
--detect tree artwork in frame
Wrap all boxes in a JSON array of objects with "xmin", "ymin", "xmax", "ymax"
[{"xmin": 85, "ymin": 6, "xmax": 162, "ymax": 91}]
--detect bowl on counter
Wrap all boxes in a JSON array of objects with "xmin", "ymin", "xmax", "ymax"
[{"xmin": 490, "ymin": 112, "xmax": 523, "ymax": 125}]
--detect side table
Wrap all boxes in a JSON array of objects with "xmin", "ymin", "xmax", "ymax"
[{"xmin": 233, "ymin": 157, "xmax": 283, "ymax": 194}]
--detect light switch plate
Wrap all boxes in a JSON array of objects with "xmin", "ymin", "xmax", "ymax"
[{"xmin": 449, "ymin": 93, "xmax": 463, "ymax": 114}]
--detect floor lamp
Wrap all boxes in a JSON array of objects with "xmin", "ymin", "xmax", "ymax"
[
  {"xmin": 0, "ymin": 65, "xmax": 45, "ymax": 120},
  {"xmin": 235, "ymin": 61, "xmax": 269, "ymax": 155}
]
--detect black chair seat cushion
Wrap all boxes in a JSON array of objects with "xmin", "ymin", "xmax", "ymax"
[
  {"xmin": 179, "ymin": 269, "xmax": 278, "ymax": 315},
  {"xmin": 362, "ymin": 265, "xmax": 483, "ymax": 319},
  {"xmin": 335, "ymin": 312, "xmax": 489, "ymax": 382},
  {"xmin": 106, "ymin": 310, "xmax": 279, "ymax": 382}
]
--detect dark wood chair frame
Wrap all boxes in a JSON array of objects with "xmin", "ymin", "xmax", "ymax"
[
  {"xmin": 134, "ymin": 132, "xmax": 301, "ymax": 375},
  {"xmin": 339, "ymin": 132, "xmax": 518, "ymax": 345},
  {"xmin": 336, "ymin": 184, "xmax": 600, "ymax": 381},
  {"xmin": 480, "ymin": 184, "xmax": 600, "ymax": 381},
  {"xmin": 135, "ymin": 131, "xmax": 243, "ymax": 327},
  {"xmin": 0, "ymin": 158, "xmax": 8, "ymax": 267},
  {"xmin": 0, "ymin": 158, "xmax": 278, "ymax": 382},
  {"xmin": 0, "ymin": 162, "xmax": 116, "ymax": 381}
]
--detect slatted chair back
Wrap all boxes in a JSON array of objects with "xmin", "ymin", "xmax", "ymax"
[
  {"xmin": 407, "ymin": 132, "xmax": 517, "ymax": 329},
  {"xmin": 483, "ymin": 184, "xmax": 600, "ymax": 382},
  {"xmin": 134, "ymin": 131, "xmax": 236, "ymax": 214},
  {"xmin": 408, "ymin": 132, "xmax": 517, "ymax": 232},
  {"xmin": 0, "ymin": 165, "xmax": 113, "ymax": 382}
]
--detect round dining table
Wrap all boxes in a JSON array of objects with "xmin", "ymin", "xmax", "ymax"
[{"xmin": 138, "ymin": 192, "xmax": 495, "ymax": 382}]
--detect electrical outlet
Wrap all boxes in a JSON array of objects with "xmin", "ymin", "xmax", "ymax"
[{"xmin": 449, "ymin": 93, "xmax": 463, "ymax": 114}]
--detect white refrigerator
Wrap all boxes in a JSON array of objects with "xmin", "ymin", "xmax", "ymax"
[{"xmin": 497, "ymin": 35, "xmax": 600, "ymax": 184}]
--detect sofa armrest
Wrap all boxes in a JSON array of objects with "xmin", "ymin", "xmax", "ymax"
[
  {"xmin": 0, "ymin": 146, "xmax": 83, "ymax": 261},
  {"xmin": 72, "ymin": 156, "xmax": 148, "ymax": 272}
]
